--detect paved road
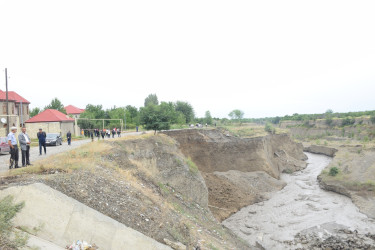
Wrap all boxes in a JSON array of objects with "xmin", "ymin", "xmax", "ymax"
[{"xmin": 0, "ymin": 132, "xmax": 145, "ymax": 174}]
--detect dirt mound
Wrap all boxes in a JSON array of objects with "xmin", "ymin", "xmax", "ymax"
[
  {"xmin": 164, "ymin": 129, "xmax": 307, "ymax": 220},
  {"xmin": 204, "ymin": 171, "xmax": 286, "ymax": 221}
]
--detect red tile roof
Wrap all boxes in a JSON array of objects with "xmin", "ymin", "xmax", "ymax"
[
  {"xmin": 0, "ymin": 90, "xmax": 30, "ymax": 104},
  {"xmin": 65, "ymin": 105, "xmax": 85, "ymax": 114},
  {"xmin": 25, "ymin": 109, "xmax": 75, "ymax": 123}
]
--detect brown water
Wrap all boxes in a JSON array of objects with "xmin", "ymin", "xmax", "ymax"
[{"xmin": 223, "ymin": 153, "xmax": 375, "ymax": 249}]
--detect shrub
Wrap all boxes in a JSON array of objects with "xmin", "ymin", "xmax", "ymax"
[
  {"xmin": 325, "ymin": 117, "xmax": 333, "ymax": 126},
  {"xmin": 371, "ymin": 115, "xmax": 375, "ymax": 124},
  {"xmin": 265, "ymin": 123, "xmax": 276, "ymax": 134},
  {"xmin": 329, "ymin": 167, "xmax": 339, "ymax": 176},
  {"xmin": 0, "ymin": 196, "xmax": 28, "ymax": 249},
  {"xmin": 341, "ymin": 117, "xmax": 355, "ymax": 127}
]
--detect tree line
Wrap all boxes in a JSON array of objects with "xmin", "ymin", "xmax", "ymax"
[{"xmin": 30, "ymin": 94, "xmax": 245, "ymax": 133}]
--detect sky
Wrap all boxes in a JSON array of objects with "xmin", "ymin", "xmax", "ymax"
[{"xmin": 0, "ymin": 0, "xmax": 374, "ymax": 118}]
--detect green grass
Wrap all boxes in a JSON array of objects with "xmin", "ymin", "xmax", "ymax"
[{"xmin": 186, "ymin": 157, "xmax": 199, "ymax": 174}]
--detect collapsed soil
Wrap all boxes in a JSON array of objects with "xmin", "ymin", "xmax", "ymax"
[{"xmin": 0, "ymin": 133, "xmax": 250, "ymax": 250}]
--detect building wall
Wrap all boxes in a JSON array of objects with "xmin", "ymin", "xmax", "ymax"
[
  {"xmin": 0, "ymin": 101, "xmax": 30, "ymax": 127},
  {"xmin": 25, "ymin": 122, "xmax": 62, "ymax": 139},
  {"xmin": 61, "ymin": 122, "xmax": 75, "ymax": 137},
  {"xmin": 25, "ymin": 122, "xmax": 76, "ymax": 139}
]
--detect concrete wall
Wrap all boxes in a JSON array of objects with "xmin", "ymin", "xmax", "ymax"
[
  {"xmin": 0, "ymin": 183, "xmax": 171, "ymax": 250},
  {"xmin": 25, "ymin": 122, "xmax": 77, "ymax": 139},
  {"xmin": 26, "ymin": 122, "xmax": 62, "ymax": 139},
  {"xmin": 61, "ymin": 122, "xmax": 75, "ymax": 137}
]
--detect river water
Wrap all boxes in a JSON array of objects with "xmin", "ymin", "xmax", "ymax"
[{"xmin": 223, "ymin": 153, "xmax": 375, "ymax": 249}]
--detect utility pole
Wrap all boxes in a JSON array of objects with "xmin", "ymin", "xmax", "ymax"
[
  {"xmin": 124, "ymin": 110, "xmax": 127, "ymax": 131},
  {"xmin": 5, "ymin": 68, "xmax": 9, "ymax": 135},
  {"xmin": 20, "ymin": 100, "xmax": 23, "ymax": 127}
]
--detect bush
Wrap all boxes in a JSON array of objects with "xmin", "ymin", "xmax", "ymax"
[
  {"xmin": 264, "ymin": 123, "xmax": 276, "ymax": 134},
  {"xmin": 0, "ymin": 196, "xmax": 28, "ymax": 249},
  {"xmin": 325, "ymin": 117, "xmax": 333, "ymax": 126},
  {"xmin": 341, "ymin": 117, "xmax": 355, "ymax": 126},
  {"xmin": 329, "ymin": 167, "xmax": 339, "ymax": 176},
  {"xmin": 371, "ymin": 115, "xmax": 375, "ymax": 124}
]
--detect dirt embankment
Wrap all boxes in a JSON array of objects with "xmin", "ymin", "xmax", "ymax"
[
  {"xmin": 304, "ymin": 145, "xmax": 338, "ymax": 157},
  {"xmin": 317, "ymin": 144, "xmax": 375, "ymax": 219},
  {"xmin": 163, "ymin": 129, "xmax": 307, "ymax": 221},
  {"xmin": 1, "ymin": 134, "xmax": 249, "ymax": 250}
]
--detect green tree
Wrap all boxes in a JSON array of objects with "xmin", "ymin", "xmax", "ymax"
[
  {"xmin": 325, "ymin": 109, "xmax": 333, "ymax": 114},
  {"xmin": 78, "ymin": 104, "xmax": 106, "ymax": 129},
  {"xmin": 126, "ymin": 105, "xmax": 139, "ymax": 124},
  {"xmin": 44, "ymin": 98, "xmax": 66, "ymax": 114},
  {"xmin": 139, "ymin": 104, "xmax": 172, "ymax": 134},
  {"xmin": 228, "ymin": 109, "xmax": 244, "ymax": 123},
  {"xmin": 144, "ymin": 94, "xmax": 159, "ymax": 107},
  {"xmin": 204, "ymin": 110, "xmax": 213, "ymax": 125},
  {"xmin": 29, "ymin": 107, "xmax": 41, "ymax": 118},
  {"xmin": 175, "ymin": 101, "xmax": 195, "ymax": 124}
]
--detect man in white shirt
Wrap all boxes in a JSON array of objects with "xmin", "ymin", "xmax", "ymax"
[
  {"xmin": 7, "ymin": 126, "xmax": 19, "ymax": 169},
  {"xmin": 18, "ymin": 127, "xmax": 32, "ymax": 167}
]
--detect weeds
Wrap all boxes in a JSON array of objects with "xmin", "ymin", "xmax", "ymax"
[
  {"xmin": 0, "ymin": 196, "xmax": 28, "ymax": 249},
  {"xmin": 186, "ymin": 157, "xmax": 199, "ymax": 174}
]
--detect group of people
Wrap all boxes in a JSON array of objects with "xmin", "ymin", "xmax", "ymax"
[
  {"xmin": 7, "ymin": 126, "xmax": 34, "ymax": 169},
  {"xmin": 83, "ymin": 128, "xmax": 121, "ymax": 141},
  {"xmin": 7, "ymin": 127, "xmax": 71, "ymax": 169}
]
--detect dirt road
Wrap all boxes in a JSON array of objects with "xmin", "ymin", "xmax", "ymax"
[{"xmin": 0, "ymin": 132, "xmax": 144, "ymax": 174}]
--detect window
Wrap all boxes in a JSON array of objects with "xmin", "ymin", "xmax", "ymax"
[
  {"xmin": 2, "ymin": 105, "xmax": 6, "ymax": 115},
  {"xmin": 27, "ymin": 105, "xmax": 29, "ymax": 115},
  {"xmin": 12, "ymin": 104, "xmax": 14, "ymax": 115}
]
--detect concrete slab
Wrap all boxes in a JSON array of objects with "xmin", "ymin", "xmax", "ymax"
[{"xmin": 0, "ymin": 183, "xmax": 171, "ymax": 250}]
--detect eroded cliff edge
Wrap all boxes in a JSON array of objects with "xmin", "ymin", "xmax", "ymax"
[{"xmin": 163, "ymin": 129, "xmax": 307, "ymax": 221}]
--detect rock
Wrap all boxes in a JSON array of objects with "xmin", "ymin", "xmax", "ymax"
[{"xmin": 163, "ymin": 238, "xmax": 187, "ymax": 250}]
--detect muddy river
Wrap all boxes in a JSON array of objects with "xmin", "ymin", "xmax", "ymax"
[{"xmin": 223, "ymin": 152, "xmax": 375, "ymax": 249}]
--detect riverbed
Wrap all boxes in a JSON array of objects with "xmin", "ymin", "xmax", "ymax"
[{"xmin": 223, "ymin": 152, "xmax": 375, "ymax": 249}]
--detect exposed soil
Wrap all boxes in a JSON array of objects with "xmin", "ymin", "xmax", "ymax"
[
  {"xmin": 163, "ymin": 129, "xmax": 307, "ymax": 221},
  {"xmin": 0, "ymin": 133, "xmax": 250, "ymax": 250}
]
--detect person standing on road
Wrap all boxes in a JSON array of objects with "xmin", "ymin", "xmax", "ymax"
[
  {"xmin": 101, "ymin": 130, "xmax": 105, "ymax": 139},
  {"xmin": 117, "ymin": 129, "xmax": 121, "ymax": 137},
  {"xmin": 8, "ymin": 126, "xmax": 19, "ymax": 169},
  {"xmin": 90, "ymin": 130, "xmax": 94, "ymax": 142},
  {"xmin": 67, "ymin": 131, "xmax": 72, "ymax": 145},
  {"xmin": 19, "ymin": 127, "xmax": 32, "ymax": 167},
  {"xmin": 112, "ymin": 128, "xmax": 115, "ymax": 138},
  {"xmin": 37, "ymin": 128, "xmax": 47, "ymax": 155}
]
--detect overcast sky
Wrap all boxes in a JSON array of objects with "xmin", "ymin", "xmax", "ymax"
[{"xmin": 0, "ymin": 0, "xmax": 374, "ymax": 118}]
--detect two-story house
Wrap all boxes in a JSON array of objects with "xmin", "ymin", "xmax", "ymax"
[{"xmin": 0, "ymin": 90, "xmax": 30, "ymax": 129}]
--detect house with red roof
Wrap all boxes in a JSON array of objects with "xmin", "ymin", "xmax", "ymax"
[
  {"xmin": 25, "ymin": 109, "xmax": 76, "ymax": 138},
  {"xmin": 65, "ymin": 105, "xmax": 85, "ymax": 118},
  {"xmin": 0, "ymin": 90, "xmax": 30, "ymax": 128}
]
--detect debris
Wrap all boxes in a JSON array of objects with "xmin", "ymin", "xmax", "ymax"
[{"xmin": 66, "ymin": 240, "xmax": 98, "ymax": 250}]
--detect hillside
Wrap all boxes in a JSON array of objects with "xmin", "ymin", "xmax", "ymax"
[{"xmin": 1, "ymin": 129, "xmax": 307, "ymax": 249}]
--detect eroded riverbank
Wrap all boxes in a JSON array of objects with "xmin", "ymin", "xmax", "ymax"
[{"xmin": 223, "ymin": 153, "xmax": 375, "ymax": 249}]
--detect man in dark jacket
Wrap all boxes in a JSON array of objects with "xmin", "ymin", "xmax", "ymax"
[
  {"xmin": 37, "ymin": 128, "xmax": 47, "ymax": 155},
  {"xmin": 67, "ymin": 131, "xmax": 72, "ymax": 145}
]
